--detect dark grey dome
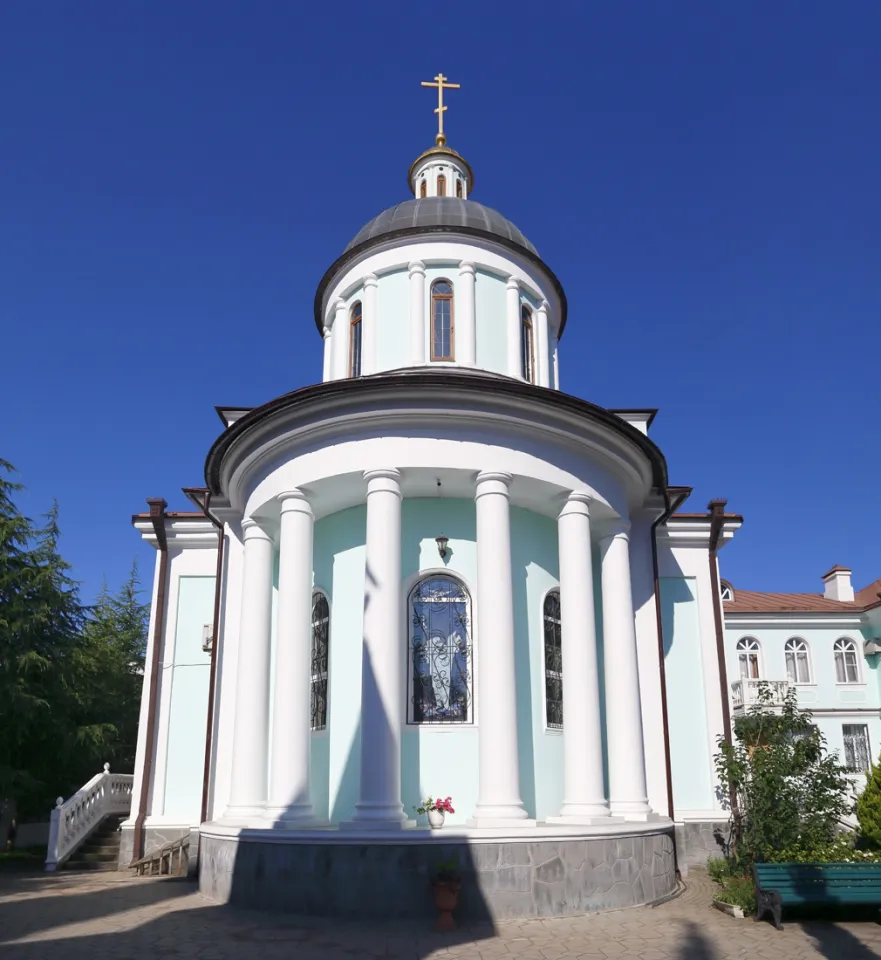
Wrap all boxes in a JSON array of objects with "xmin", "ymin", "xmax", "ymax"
[{"xmin": 346, "ymin": 198, "xmax": 538, "ymax": 257}]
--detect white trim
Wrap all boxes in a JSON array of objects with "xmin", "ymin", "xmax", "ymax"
[{"xmin": 402, "ymin": 567, "xmax": 478, "ymax": 730}]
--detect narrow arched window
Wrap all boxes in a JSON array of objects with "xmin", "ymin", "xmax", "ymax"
[
  {"xmin": 543, "ymin": 590, "xmax": 562, "ymax": 728},
  {"xmin": 736, "ymin": 637, "xmax": 761, "ymax": 679},
  {"xmin": 521, "ymin": 305, "xmax": 535, "ymax": 382},
  {"xmin": 455, "ymin": 178, "xmax": 463, "ymax": 198},
  {"xmin": 348, "ymin": 301, "xmax": 362, "ymax": 377},
  {"xmin": 430, "ymin": 279, "xmax": 454, "ymax": 361},
  {"xmin": 420, "ymin": 179, "xmax": 427, "ymax": 198},
  {"xmin": 408, "ymin": 575, "xmax": 472, "ymax": 724},
  {"xmin": 311, "ymin": 591, "xmax": 330, "ymax": 730},
  {"xmin": 437, "ymin": 174, "xmax": 446, "ymax": 197},
  {"xmin": 784, "ymin": 637, "xmax": 811, "ymax": 684},
  {"xmin": 834, "ymin": 638, "xmax": 860, "ymax": 684}
]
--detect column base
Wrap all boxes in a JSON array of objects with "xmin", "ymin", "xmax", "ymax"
[
  {"xmin": 263, "ymin": 806, "xmax": 328, "ymax": 828},
  {"xmin": 545, "ymin": 815, "xmax": 626, "ymax": 826},
  {"xmin": 466, "ymin": 817, "xmax": 538, "ymax": 828},
  {"xmin": 611, "ymin": 801, "xmax": 660, "ymax": 822},
  {"xmin": 339, "ymin": 819, "xmax": 417, "ymax": 832},
  {"xmin": 222, "ymin": 804, "xmax": 265, "ymax": 822},
  {"xmin": 558, "ymin": 801, "xmax": 612, "ymax": 819}
]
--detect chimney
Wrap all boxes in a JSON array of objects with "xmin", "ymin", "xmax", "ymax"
[{"xmin": 822, "ymin": 565, "xmax": 854, "ymax": 602}]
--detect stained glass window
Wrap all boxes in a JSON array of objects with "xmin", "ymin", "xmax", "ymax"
[
  {"xmin": 311, "ymin": 591, "xmax": 330, "ymax": 730},
  {"xmin": 409, "ymin": 575, "xmax": 471, "ymax": 724},
  {"xmin": 543, "ymin": 590, "xmax": 562, "ymax": 728},
  {"xmin": 834, "ymin": 638, "xmax": 860, "ymax": 684},
  {"xmin": 431, "ymin": 280, "xmax": 453, "ymax": 361},
  {"xmin": 349, "ymin": 301, "xmax": 362, "ymax": 378}
]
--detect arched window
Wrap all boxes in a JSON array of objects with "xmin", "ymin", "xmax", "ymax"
[
  {"xmin": 784, "ymin": 637, "xmax": 811, "ymax": 684},
  {"xmin": 543, "ymin": 590, "xmax": 563, "ymax": 728},
  {"xmin": 736, "ymin": 637, "xmax": 761, "ymax": 680},
  {"xmin": 437, "ymin": 174, "xmax": 446, "ymax": 196},
  {"xmin": 420, "ymin": 179, "xmax": 427, "ymax": 198},
  {"xmin": 521, "ymin": 305, "xmax": 535, "ymax": 382},
  {"xmin": 455, "ymin": 178, "xmax": 463, "ymax": 198},
  {"xmin": 720, "ymin": 581, "xmax": 734, "ymax": 601},
  {"xmin": 430, "ymin": 279, "xmax": 454, "ymax": 361},
  {"xmin": 311, "ymin": 591, "xmax": 330, "ymax": 730},
  {"xmin": 834, "ymin": 638, "xmax": 861, "ymax": 684},
  {"xmin": 348, "ymin": 301, "xmax": 362, "ymax": 377},
  {"xmin": 408, "ymin": 575, "xmax": 472, "ymax": 724}
]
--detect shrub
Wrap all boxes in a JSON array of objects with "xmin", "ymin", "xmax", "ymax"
[
  {"xmin": 707, "ymin": 856, "xmax": 734, "ymax": 885},
  {"xmin": 714, "ymin": 685, "xmax": 852, "ymax": 868},
  {"xmin": 856, "ymin": 754, "xmax": 881, "ymax": 851},
  {"xmin": 714, "ymin": 875, "xmax": 757, "ymax": 915}
]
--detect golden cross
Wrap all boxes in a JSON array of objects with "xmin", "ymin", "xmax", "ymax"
[{"xmin": 421, "ymin": 72, "xmax": 460, "ymax": 146}]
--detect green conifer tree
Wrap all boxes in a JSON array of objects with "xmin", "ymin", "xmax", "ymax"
[{"xmin": 856, "ymin": 755, "xmax": 881, "ymax": 850}]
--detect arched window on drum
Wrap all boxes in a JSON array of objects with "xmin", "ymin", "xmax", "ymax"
[
  {"xmin": 408, "ymin": 574, "xmax": 472, "ymax": 724},
  {"xmin": 311, "ymin": 591, "xmax": 330, "ymax": 730}
]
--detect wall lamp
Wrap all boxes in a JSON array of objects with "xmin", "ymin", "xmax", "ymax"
[{"xmin": 435, "ymin": 534, "xmax": 449, "ymax": 559}]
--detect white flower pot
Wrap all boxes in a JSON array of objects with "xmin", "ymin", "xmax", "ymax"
[{"xmin": 427, "ymin": 809, "xmax": 445, "ymax": 829}]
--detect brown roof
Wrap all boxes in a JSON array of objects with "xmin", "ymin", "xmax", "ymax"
[
  {"xmin": 822, "ymin": 564, "xmax": 852, "ymax": 579},
  {"xmin": 726, "ymin": 579, "xmax": 881, "ymax": 614}
]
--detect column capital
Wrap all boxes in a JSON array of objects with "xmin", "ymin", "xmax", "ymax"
[
  {"xmin": 458, "ymin": 260, "xmax": 476, "ymax": 276},
  {"xmin": 334, "ymin": 298, "xmax": 346, "ymax": 314},
  {"xmin": 505, "ymin": 276, "xmax": 521, "ymax": 292},
  {"xmin": 599, "ymin": 518, "xmax": 631, "ymax": 542},
  {"xmin": 322, "ymin": 326, "xmax": 332, "ymax": 340},
  {"xmin": 408, "ymin": 260, "xmax": 426, "ymax": 277},
  {"xmin": 276, "ymin": 489, "xmax": 313, "ymax": 515},
  {"xmin": 474, "ymin": 471, "xmax": 513, "ymax": 498},
  {"xmin": 558, "ymin": 491, "xmax": 594, "ymax": 517},
  {"xmin": 364, "ymin": 468, "xmax": 403, "ymax": 498},
  {"xmin": 363, "ymin": 273, "xmax": 378, "ymax": 288},
  {"xmin": 537, "ymin": 299, "xmax": 549, "ymax": 315},
  {"xmin": 242, "ymin": 518, "xmax": 272, "ymax": 541}
]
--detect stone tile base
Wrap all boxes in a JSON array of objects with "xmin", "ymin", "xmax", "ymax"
[
  {"xmin": 674, "ymin": 821, "xmax": 730, "ymax": 874},
  {"xmin": 199, "ymin": 829, "xmax": 676, "ymax": 920},
  {"xmin": 118, "ymin": 824, "xmax": 199, "ymax": 875}
]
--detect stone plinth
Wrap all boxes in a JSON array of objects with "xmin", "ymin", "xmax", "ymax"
[{"xmin": 199, "ymin": 825, "xmax": 676, "ymax": 920}]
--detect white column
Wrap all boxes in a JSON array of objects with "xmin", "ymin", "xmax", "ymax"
[
  {"xmin": 468, "ymin": 471, "xmax": 532, "ymax": 826},
  {"xmin": 408, "ymin": 261, "xmax": 426, "ymax": 365},
  {"xmin": 362, "ymin": 273, "xmax": 378, "ymax": 376},
  {"xmin": 548, "ymin": 494, "xmax": 611, "ymax": 822},
  {"xmin": 457, "ymin": 261, "xmax": 476, "ymax": 365},
  {"xmin": 506, "ymin": 277, "xmax": 522, "ymax": 378},
  {"xmin": 265, "ymin": 491, "xmax": 316, "ymax": 824},
  {"xmin": 535, "ymin": 301, "xmax": 550, "ymax": 388},
  {"xmin": 347, "ymin": 469, "xmax": 410, "ymax": 827},
  {"xmin": 331, "ymin": 298, "xmax": 348, "ymax": 380},
  {"xmin": 600, "ymin": 520, "xmax": 654, "ymax": 819},
  {"xmin": 321, "ymin": 327, "xmax": 332, "ymax": 382},
  {"xmin": 552, "ymin": 332, "xmax": 560, "ymax": 389},
  {"xmin": 224, "ymin": 519, "xmax": 273, "ymax": 819}
]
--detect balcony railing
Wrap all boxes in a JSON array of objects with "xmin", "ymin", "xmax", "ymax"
[{"xmin": 731, "ymin": 678, "xmax": 790, "ymax": 713}]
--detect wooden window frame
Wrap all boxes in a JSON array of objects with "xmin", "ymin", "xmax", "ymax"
[
  {"xmin": 455, "ymin": 178, "xmax": 463, "ymax": 198},
  {"xmin": 521, "ymin": 305, "xmax": 535, "ymax": 383},
  {"xmin": 348, "ymin": 301, "xmax": 362, "ymax": 377},
  {"xmin": 437, "ymin": 174, "xmax": 446, "ymax": 197},
  {"xmin": 420, "ymin": 179, "xmax": 427, "ymax": 198},
  {"xmin": 430, "ymin": 279, "xmax": 455, "ymax": 361}
]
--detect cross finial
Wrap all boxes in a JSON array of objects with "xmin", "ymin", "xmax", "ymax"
[{"xmin": 421, "ymin": 72, "xmax": 460, "ymax": 146}]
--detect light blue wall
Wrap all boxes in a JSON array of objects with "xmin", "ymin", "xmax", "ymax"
[
  {"xmin": 375, "ymin": 268, "xmax": 409, "ymax": 371},
  {"xmin": 162, "ymin": 575, "xmax": 214, "ymax": 821},
  {"xmin": 475, "ymin": 269, "xmax": 508, "ymax": 373},
  {"xmin": 510, "ymin": 507, "xmax": 562, "ymax": 820},
  {"xmin": 724, "ymin": 620, "xmax": 881, "ymax": 770},
  {"xmin": 307, "ymin": 497, "xmax": 565, "ymax": 824},
  {"xmin": 661, "ymin": 577, "xmax": 715, "ymax": 813}
]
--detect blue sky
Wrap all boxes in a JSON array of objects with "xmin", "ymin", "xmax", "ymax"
[{"xmin": 2, "ymin": 2, "xmax": 879, "ymax": 602}]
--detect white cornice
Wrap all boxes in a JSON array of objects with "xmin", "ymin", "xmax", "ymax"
[
  {"xmin": 134, "ymin": 517, "xmax": 219, "ymax": 550},
  {"xmin": 656, "ymin": 519, "xmax": 741, "ymax": 550},
  {"xmin": 724, "ymin": 613, "xmax": 865, "ymax": 629}
]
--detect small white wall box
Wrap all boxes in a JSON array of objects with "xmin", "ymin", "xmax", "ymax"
[{"xmin": 202, "ymin": 624, "xmax": 214, "ymax": 653}]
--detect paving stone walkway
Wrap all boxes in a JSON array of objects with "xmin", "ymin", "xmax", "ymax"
[{"xmin": 1, "ymin": 867, "xmax": 879, "ymax": 959}]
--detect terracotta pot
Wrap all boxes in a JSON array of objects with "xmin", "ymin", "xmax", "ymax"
[
  {"xmin": 428, "ymin": 808, "xmax": 445, "ymax": 829},
  {"xmin": 433, "ymin": 880, "xmax": 461, "ymax": 931}
]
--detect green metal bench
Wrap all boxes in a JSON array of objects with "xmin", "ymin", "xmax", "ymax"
[{"xmin": 753, "ymin": 862, "xmax": 881, "ymax": 929}]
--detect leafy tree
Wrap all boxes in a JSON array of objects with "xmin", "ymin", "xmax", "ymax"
[
  {"xmin": 715, "ymin": 684, "xmax": 852, "ymax": 866},
  {"xmin": 856, "ymin": 752, "xmax": 881, "ymax": 850}
]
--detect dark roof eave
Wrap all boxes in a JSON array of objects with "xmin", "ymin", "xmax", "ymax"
[
  {"xmin": 204, "ymin": 370, "xmax": 665, "ymax": 497},
  {"xmin": 313, "ymin": 225, "xmax": 569, "ymax": 338}
]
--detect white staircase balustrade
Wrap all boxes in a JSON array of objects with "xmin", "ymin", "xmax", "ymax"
[{"xmin": 44, "ymin": 763, "xmax": 134, "ymax": 871}]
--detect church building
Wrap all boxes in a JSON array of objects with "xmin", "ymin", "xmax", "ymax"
[{"xmin": 120, "ymin": 77, "xmax": 881, "ymax": 919}]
